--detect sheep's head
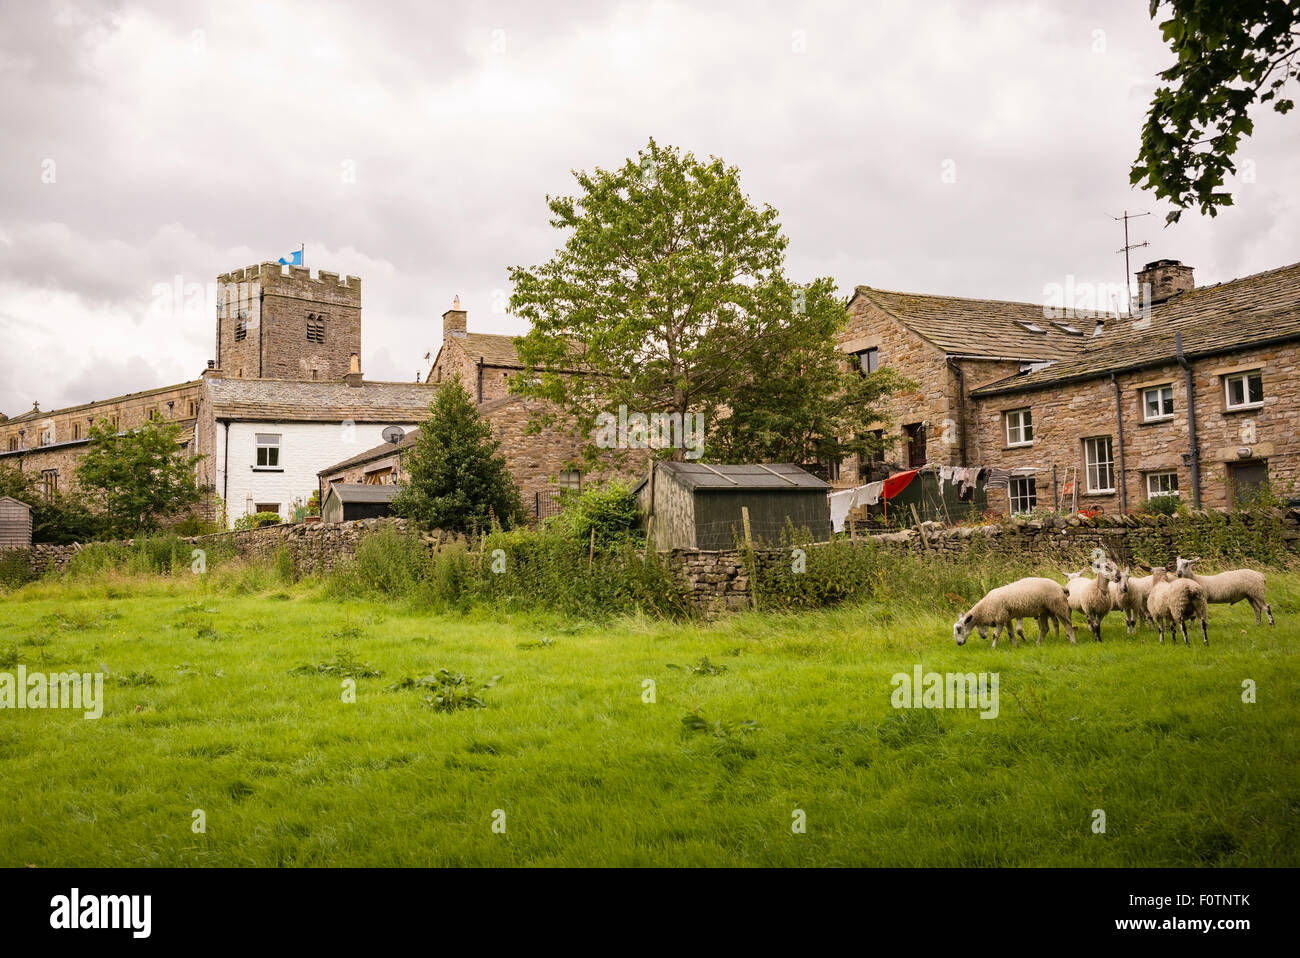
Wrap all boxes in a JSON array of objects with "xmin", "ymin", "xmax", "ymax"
[
  {"xmin": 1095, "ymin": 559, "xmax": 1120, "ymax": 583},
  {"xmin": 1116, "ymin": 567, "xmax": 1130, "ymax": 594},
  {"xmin": 953, "ymin": 612, "xmax": 975, "ymax": 645},
  {"xmin": 1174, "ymin": 556, "xmax": 1199, "ymax": 578},
  {"xmin": 1065, "ymin": 569, "xmax": 1086, "ymax": 580}
]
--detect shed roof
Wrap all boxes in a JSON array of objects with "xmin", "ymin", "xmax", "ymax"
[
  {"xmin": 655, "ymin": 462, "xmax": 829, "ymax": 491},
  {"xmin": 325, "ymin": 483, "xmax": 400, "ymax": 504},
  {"xmin": 0, "ymin": 495, "xmax": 33, "ymax": 512}
]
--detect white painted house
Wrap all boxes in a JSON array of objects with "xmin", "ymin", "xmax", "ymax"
[{"xmin": 202, "ymin": 377, "xmax": 435, "ymax": 527}]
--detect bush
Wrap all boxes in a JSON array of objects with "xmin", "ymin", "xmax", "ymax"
[
  {"xmin": 1143, "ymin": 494, "xmax": 1184, "ymax": 516},
  {"xmin": 172, "ymin": 515, "xmax": 223, "ymax": 537},
  {"xmin": 233, "ymin": 512, "xmax": 283, "ymax": 531},
  {"xmin": 546, "ymin": 481, "xmax": 642, "ymax": 546},
  {"xmin": 0, "ymin": 549, "xmax": 32, "ymax": 589}
]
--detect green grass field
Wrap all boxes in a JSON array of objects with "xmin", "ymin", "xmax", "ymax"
[{"xmin": 2, "ymin": 570, "xmax": 1298, "ymax": 867}]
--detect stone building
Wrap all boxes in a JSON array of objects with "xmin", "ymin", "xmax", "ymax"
[
  {"xmin": 837, "ymin": 258, "xmax": 1300, "ymax": 514},
  {"xmin": 332, "ymin": 299, "xmax": 648, "ymax": 519}
]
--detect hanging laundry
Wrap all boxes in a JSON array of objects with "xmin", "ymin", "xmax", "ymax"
[
  {"xmin": 829, "ymin": 489, "xmax": 855, "ymax": 533},
  {"xmin": 857, "ymin": 480, "xmax": 885, "ymax": 507},
  {"xmin": 984, "ymin": 467, "xmax": 1013, "ymax": 489},
  {"xmin": 881, "ymin": 469, "xmax": 918, "ymax": 501}
]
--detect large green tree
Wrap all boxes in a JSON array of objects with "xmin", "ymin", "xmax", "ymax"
[
  {"xmin": 1132, "ymin": 0, "xmax": 1300, "ymax": 223},
  {"xmin": 75, "ymin": 417, "xmax": 201, "ymax": 537},
  {"xmin": 508, "ymin": 139, "xmax": 907, "ymax": 465},
  {"xmin": 392, "ymin": 375, "xmax": 526, "ymax": 534}
]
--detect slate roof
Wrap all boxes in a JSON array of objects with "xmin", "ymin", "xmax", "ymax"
[
  {"xmin": 325, "ymin": 483, "xmax": 400, "ymax": 504},
  {"xmin": 656, "ymin": 462, "xmax": 829, "ymax": 491},
  {"xmin": 319, "ymin": 428, "xmax": 420, "ymax": 476},
  {"xmin": 206, "ymin": 379, "xmax": 437, "ymax": 422},
  {"xmin": 456, "ymin": 332, "xmax": 524, "ymax": 366},
  {"xmin": 851, "ymin": 288, "xmax": 1101, "ymax": 361},
  {"xmin": 971, "ymin": 261, "xmax": 1300, "ymax": 396}
]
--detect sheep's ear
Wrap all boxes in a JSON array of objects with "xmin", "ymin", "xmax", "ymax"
[
  {"xmin": 961, "ymin": 613, "xmax": 972, "ymax": 625},
  {"xmin": 1188, "ymin": 556, "xmax": 1201, "ymax": 564}
]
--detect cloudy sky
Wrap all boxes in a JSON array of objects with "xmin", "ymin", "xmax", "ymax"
[{"xmin": 2, "ymin": 0, "xmax": 1297, "ymax": 415}]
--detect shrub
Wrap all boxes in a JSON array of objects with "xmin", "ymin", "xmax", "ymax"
[
  {"xmin": 1143, "ymin": 494, "xmax": 1184, "ymax": 516},
  {"xmin": 546, "ymin": 481, "xmax": 641, "ymax": 546},
  {"xmin": 0, "ymin": 549, "xmax": 32, "ymax": 589},
  {"xmin": 233, "ymin": 512, "xmax": 282, "ymax": 531}
]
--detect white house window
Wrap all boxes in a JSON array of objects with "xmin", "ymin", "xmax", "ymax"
[
  {"xmin": 1084, "ymin": 437, "xmax": 1115, "ymax": 493},
  {"xmin": 854, "ymin": 347, "xmax": 879, "ymax": 374},
  {"xmin": 557, "ymin": 470, "xmax": 581, "ymax": 491},
  {"xmin": 1009, "ymin": 476, "xmax": 1037, "ymax": 514},
  {"xmin": 255, "ymin": 433, "xmax": 281, "ymax": 468},
  {"xmin": 1005, "ymin": 408, "xmax": 1033, "ymax": 447},
  {"xmin": 1224, "ymin": 371, "xmax": 1263, "ymax": 409},
  {"xmin": 1142, "ymin": 385, "xmax": 1174, "ymax": 421},
  {"xmin": 1146, "ymin": 472, "xmax": 1179, "ymax": 498}
]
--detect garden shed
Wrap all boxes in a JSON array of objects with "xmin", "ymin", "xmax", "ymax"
[
  {"xmin": 0, "ymin": 496, "xmax": 32, "ymax": 549},
  {"xmin": 321, "ymin": 483, "xmax": 398, "ymax": 523},
  {"xmin": 635, "ymin": 462, "xmax": 830, "ymax": 551}
]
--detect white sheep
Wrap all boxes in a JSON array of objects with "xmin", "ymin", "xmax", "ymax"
[
  {"xmin": 1065, "ymin": 561, "xmax": 1121, "ymax": 641},
  {"xmin": 1174, "ymin": 556, "xmax": 1273, "ymax": 626},
  {"xmin": 1147, "ymin": 566, "xmax": 1209, "ymax": 645},
  {"xmin": 1109, "ymin": 567, "xmax": 1155, "ymax": 635},
  {"xmin": 954, "ymin": 577, "xmax": 1076, "ymax": 648}
]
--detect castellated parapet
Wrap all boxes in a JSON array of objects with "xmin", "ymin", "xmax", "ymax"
[{"xmin": 214, "ymin": 263, "xmax": 362, "ymax": 382}]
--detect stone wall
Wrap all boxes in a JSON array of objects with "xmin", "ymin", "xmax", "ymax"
[{"xmin": 673, "ymin": 508, "xmax": 1300, "ymax": 618}]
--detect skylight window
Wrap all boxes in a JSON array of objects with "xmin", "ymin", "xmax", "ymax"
[
  {"xmin": 1051, "ymin": 321, "xmax": 1083, "ymax": 335},
  {"xmin": 1015, "ymin": 321, "xmax": 1047, "ymax": 334}
]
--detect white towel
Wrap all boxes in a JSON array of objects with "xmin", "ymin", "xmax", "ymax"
[
  {"xmin": 829, "ymin": 489, "xmax": 855, "ymax": 533},
  {"xmin": 857, "ymin": 480, "xmax": 884, "ymax": 507}
]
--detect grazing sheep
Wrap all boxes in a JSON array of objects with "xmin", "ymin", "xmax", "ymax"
[
  {"xmin": 1066, "ymin": 561, "xmax": 1120, "ymax": 641},
  {"xmin": 954, "ymin": 577, "xmax": 1076, "ymax": 648},
  {"xmin": 1174, "ymin": 556, "xmax": 1273, "ymax": 626},
  {"xmin": 1109, "ymin": 567, "xmax": 1155, "ymax": 635},
  {"xmin": 1147, "ymin": 567, "xmax": 1209, "ymax": 645}
]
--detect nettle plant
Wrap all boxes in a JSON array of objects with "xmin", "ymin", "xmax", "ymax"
[{"xmin": 388, "ymin": 669, "xmax": 502, "ymax": 712}]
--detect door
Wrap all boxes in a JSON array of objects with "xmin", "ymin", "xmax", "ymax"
[{"xmin": 1227, "ymin": 461, "xmax": 1269, "ymax": 508}]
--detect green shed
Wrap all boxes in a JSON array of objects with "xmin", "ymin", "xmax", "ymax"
[{"xmin": 635, "ymin": 462, "xmax": 830, "ymax": 551}]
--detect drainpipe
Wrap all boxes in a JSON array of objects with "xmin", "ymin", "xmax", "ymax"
[
  {"xmin": 1110, "ymin": 373, "xmax": 1128, "ymax": 514},
  {"xmin": 476, "ymin": 357, "xmax": 484, "ymax": 404},
  {"xmin": 1175, "ymin": 332, "xmax": 1202, "ymax": 508},
  {"xmin": 258, "ymin": 288, "xmax": 265, "ymax": 379},
  {"xmin": 221, "ymin": 419, "xmax": 230, "ymax": 525},
  {"xmin": 948, "ymin": 359, "xmax": 967, "ymax": 466}
]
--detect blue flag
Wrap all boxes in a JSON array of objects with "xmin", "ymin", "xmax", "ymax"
[{"xmin": 277, "ymin": 248, "xmax": 303, "ymax": 266}]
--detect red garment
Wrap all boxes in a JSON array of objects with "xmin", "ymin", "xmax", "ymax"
[{"xmin": 881, "ymin": 469, "xmax": 918, "ymax": 500}]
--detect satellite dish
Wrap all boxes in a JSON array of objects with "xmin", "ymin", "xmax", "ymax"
[{"xmin": 382, "ymin": 426, "xmax": 405, "ymax": 445}]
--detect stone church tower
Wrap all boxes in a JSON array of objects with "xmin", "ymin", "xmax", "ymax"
[{"xmin": 213, "ymin": 263, "xmax": 362, "ymax": 381}]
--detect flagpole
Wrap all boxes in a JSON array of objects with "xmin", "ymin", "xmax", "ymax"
[{"xmin": 301, "ymin": 242, "xmax": 305, "ymax": 267}]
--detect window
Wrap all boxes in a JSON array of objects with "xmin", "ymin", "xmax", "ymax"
[
  {"xmin": 255, "ymin": 433, "xmax": 281, "ymax": 468},
  {"xmin": 41, "ymin": 469, "xmax": 58, "ymax": 499},
  {"xmin": 109, "ymin": 414, "xmax": 121, "ymax": 431},
  {"xmin": 1143, "ymin": 385, "xmax": 1174, "ymax": 421},
  {"xmin": 557, "ymin": 470, "xmax": 582, "ymax": 491},
  {"xmin": 1224, "ymin": 371, "xmax": 1263, "ymax": 409},
  {"xmin": 187, "ymin": 400, "xmax": 197, "ymax": 417},
  {"xmin": 1015, "ymin": 321, "xmax": 1047, "ymax": 334},
  {"xmin": 7, "ymin": 437, "xmax": 16, "ymax": 451},
  {"xmin": 255, "ymin": 503, "xmax": 280, "ymax": 517},
  {"xmin": 1009, "ymin": 477, "xmax": 1037, "ymax": 514},
  {"xmin": 903, "ymin": 423, "xmax": 926, "ymax": 468},
  {"xmin": 234, "ymin": 317, "xmax": 248, "ymax": 342},
  {"xmin": 854, "ymin": 347, "xmax": 879, "ymax": 374},
  {"xmin": 1051, "ymin": 321, "xmax": 1083, "ymax": 336},
  {"xmin": 306, "ymin": 313, "xmax": 326, "ymax": 343},
  {"xmin": 1146, "ymin": 472, "xmax": 1179, "ymax": 498},
  {"xmin": 1084, "ymin": 437, "xmax": 1115, "ymax": 493},
  {"xmin": 72, "ymin": 422, "xmax": 82, "ymax": 440},
  {"xmin": 1005, "ymin": 408, "xmax": 1033, "ymax": 446}
]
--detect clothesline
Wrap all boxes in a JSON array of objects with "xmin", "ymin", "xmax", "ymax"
[{"xmin": 828, "ymin": 463, "xmax": 1042, "ymax": 532}]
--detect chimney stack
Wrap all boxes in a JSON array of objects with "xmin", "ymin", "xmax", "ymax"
[
  {"xmin": 443, "ymin": 296, "xmax": 467, "ymax": 339},
  {"xmin": 1136, "ymin": 259, "xmax": 1194, "ymax": 305},
  {"xmin": 344, "ymin": 352, "xmax": 364, "ymax": 387}
]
